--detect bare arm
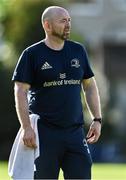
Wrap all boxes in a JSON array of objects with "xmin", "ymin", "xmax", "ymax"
[
  {"xmin": 82, "ymin": 77, "xmax": 102, "ymax": 143},
  {"xmin": 83, "ymin": 77, "xmax": 102, "ymax": 119},
  {"xmin": 14, "ymin": 81, "xmax": 36, "ymax": 148}
]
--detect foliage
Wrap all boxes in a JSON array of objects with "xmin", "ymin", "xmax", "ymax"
[
  {"xmin": 2, "ymin": 0, "xmax": 60, "ymax": 55},
  {"xmin": 2, "ymin": 0, "xmax": 83, "ymax": 61}
]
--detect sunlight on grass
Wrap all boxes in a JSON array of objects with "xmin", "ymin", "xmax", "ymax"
[
  {"xmin": 0, "ymin": 162, "xmax": 10, "ymax": 180},
  {"xmin": 0, "ymin": 162, "xmax": 126, "ymax": 180},
  {"xmin": 92, "ymin": 163, "xmax": 126, "ymax": 180}
]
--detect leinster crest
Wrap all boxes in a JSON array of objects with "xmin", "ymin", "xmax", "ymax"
[{"xmin": 71, "ymin": 58, "xmax": 80, "ymax": 68}]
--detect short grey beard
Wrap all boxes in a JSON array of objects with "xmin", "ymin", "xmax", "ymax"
[{"xmin": 52, "ymin": 31, "xmax": 69, "ymax": 40}]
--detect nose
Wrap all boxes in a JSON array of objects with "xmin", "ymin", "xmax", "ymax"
[{"xmin": 65, "ymin": 20, "xmax": 71, "ymax": 28}]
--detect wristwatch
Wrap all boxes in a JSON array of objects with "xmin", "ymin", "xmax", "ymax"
[{"xmin": 93, "ymin": 118, "xmax": 102, "ymax": 124}]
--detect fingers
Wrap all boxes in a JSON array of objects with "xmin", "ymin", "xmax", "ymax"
[
  {"xmin": 87, "ymin": 132, "xmax": 99, "ymax": 144},
  {"xmin": 86, "ymin": 128, "xmax": 94, "ymax": 140},
  {"xmin": 86, "ymin": 127, "xmax": 100, "ymax": 144},
  {"xmin": 86, "ymin": 121, "xmax": 101, "ymax": 144},
  {"xmin": 30, "ymin": 137, "xmax": 37, "ymax": 148},
  {"xmin": 86, "ymin": 129, "xmax": 95, "ymax": 144},
  {"xmin": 23, "ymin": 128, "xmax": 37, "ymax": 148},
  {"xmin": 23, "ymin": 137, "xmax": 37, "ymax": 148}
]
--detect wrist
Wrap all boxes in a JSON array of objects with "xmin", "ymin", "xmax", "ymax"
[
  {"xmin": 93, "ymin": 117, "xmax": 102, "ymax": 124},
  {"xmin": 21, "ymin": 124, "xmax": 32, "ymax": 130}
]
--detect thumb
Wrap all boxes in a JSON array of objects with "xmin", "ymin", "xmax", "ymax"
[{"xmin": 86, "ymin": 128, "xmax": 94, "ymax": 139}]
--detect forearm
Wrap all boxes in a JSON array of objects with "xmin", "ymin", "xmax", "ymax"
[
  {"xmin": 84, "ymin": 78, "xmax": 102, "ymax": 119},
  {"xmin": 14, "ymin": 83, "xmax": 31, "ymax": 129},
  {"xmin": 14, "ymin": 82, "xmax": 37, "ymax": 148}
]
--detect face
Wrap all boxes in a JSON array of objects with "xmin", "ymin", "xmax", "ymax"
[{"xmin": 50, "ymin": 10, "xmax": 71, "ymax": 40}]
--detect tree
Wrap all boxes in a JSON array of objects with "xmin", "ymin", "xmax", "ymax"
[{"xmin": 3, "ymin": 0, "xmax": 60, "ymax": 56}]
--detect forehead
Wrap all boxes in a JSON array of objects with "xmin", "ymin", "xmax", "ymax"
[{"xmin": 52, "ymin": 9, "xmax": 70, "ymax": 20}]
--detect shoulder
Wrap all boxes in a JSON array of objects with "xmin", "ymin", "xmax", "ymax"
[
  {"xmin": 23, "ymin": 40, "xmax": 44, "ymax": 54},
  {"xmin": 66, "ymin": 40, "xmax": 86, "ymax": 51}
]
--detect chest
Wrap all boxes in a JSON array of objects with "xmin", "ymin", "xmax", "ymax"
[{"xmin": 34, "ymin": 50, "xmax": 84, "ymax": 82}]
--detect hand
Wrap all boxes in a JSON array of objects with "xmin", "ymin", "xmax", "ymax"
[
  {"xmin": 22, "ymin": 126, "xmax": 37, "ymax": 148},
  {"xmin": 86, "ymin": 121, "xmax": 101, "ymax": 144}
]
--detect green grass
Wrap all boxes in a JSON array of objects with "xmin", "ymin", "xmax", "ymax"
[
  {"xmin": 0, "ymin": 162, "xmax": 10, "ymax": 180},
  {"xmin": 0, "ymin": 162, "xmax": 126, "ymax": 180},
  {"xmin": 92, "ymin": 163, "xmax": 126, "ymax": 180}
]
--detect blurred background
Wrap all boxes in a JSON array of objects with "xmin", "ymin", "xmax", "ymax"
[{"xmin": 0, "ymin": 0, "xmax": 126, "ymax": 164}]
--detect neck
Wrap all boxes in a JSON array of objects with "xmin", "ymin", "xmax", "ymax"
[{"xmin": 44, "ymin": 36, "xmax": 65, "ymax": 50}]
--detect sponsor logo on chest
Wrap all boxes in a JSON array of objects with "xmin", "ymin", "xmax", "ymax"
[{"xmin": 41, "ymin": 61, "xmax": 52, "ymax": 70}]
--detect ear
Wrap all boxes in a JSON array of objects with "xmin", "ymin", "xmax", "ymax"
[{"xmin": 44, "ymin": 20, "xmax": 51, "ymax": 32}]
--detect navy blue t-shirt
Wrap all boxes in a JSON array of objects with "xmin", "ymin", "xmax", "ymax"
[{"xmin": 12, "ymin": 40, "xmax": 94, "ymax": 127}]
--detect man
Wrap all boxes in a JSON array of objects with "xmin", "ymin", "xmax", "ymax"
[{"xmin": 12, "ymin": 6, "xmax": 102, "ymax": 179}]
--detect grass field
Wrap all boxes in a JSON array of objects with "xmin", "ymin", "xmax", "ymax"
[{"xmin": 0, "ymin": 162, "xmax": 126, "ymax": 180}]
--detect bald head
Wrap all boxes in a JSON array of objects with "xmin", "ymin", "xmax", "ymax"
[
  {"xmin": 41, "ymin": 6, "xmax": 71, "ymax": 40},
  {"xmin": 41, "ymin": 6, "xmax": 69, "ymax": 26}
]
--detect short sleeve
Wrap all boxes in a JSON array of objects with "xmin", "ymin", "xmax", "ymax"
[
  {"xmin": 12, "ymin": 49, "xmax": 34, "ymax": 85},
  {"xmin": 81, "ymin": 46, "xmax": 94, "ymax": 79}
]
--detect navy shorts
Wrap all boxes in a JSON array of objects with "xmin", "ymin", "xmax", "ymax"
[{"xmin": 34, "ymin": 120, "xmax": 92, "ymax": 179}]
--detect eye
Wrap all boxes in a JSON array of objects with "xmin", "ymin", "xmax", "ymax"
[
  {"xmin": 68, "ymin": 18, "xmax": 71, "ymax": 22},
  {"xmin": 60, "ymin": 19, "xmax": 67, "ymax": 23},
  {"xmin": 60, "ymin": 18, "xmax": 71, "ymax": 23}
]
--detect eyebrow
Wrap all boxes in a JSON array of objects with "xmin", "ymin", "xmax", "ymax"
[{"xmin": 59, "ymin": 17, "xmax": 71, "ymax": 21}]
